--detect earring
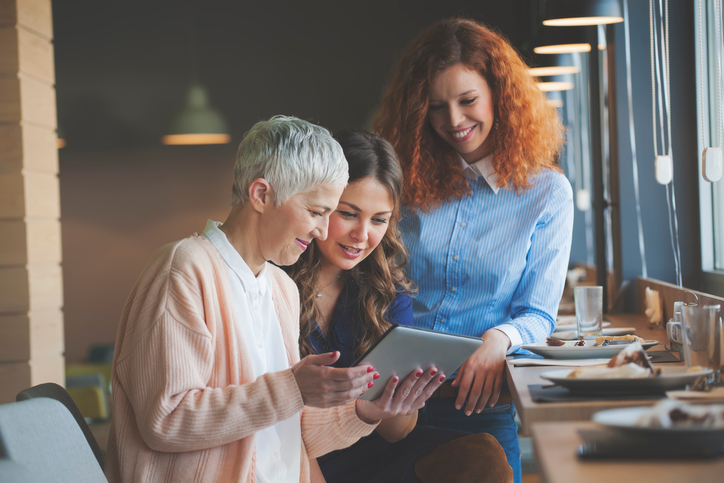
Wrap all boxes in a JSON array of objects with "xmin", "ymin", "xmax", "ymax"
[{"xmin": 493, "ymin": 118, "xmax": 499, "ymax": 130}]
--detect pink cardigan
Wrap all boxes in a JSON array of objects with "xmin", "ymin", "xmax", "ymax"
[{"xmin": 105, "ymin": 235, "xmax": 376, "ymax": 482}]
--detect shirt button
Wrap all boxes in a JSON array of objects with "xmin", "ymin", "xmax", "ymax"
[
  {"xmin": 253, "ymin": 304, "xmax": 260, "ymax": 311},
  {"xmin": 274, "ymin": 451, "xmax": 280, "ymax": 458},
  {"xmin": 440, "ymin": 318, "xmax": 446, "ymax": 324},
  {"xmin": 452, "ymin": 255, "xmax": 459, "ymax": 261},
  {"xmin": 460, "ymin": 222, "xmax": 467, "ymax": 227},
  {"xmin": 450, "ymin": 287, "xmax": 457, "ymax": 293}
]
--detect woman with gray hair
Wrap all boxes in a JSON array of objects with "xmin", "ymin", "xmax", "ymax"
[{"xmin": 106, "ymin": 116, "xmax": 424, "ymax": 483}]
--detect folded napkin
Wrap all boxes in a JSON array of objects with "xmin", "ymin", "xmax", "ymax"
[
  {"xmin": 511, "ymin": 358, "xmax": 610, "ymax": 367},
  {"xmin": 666, "ymin": 387, "xmax": 724, "ymax": 402}
]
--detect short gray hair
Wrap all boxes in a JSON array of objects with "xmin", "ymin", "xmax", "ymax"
[{"xmin": 231, "ymin": 115, "xmax": 348, "ymax": 206}]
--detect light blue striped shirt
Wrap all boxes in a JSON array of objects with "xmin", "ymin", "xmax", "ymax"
[{"xmin": 400, "ymin": 155, "xmax": 574, "ymax": 354}]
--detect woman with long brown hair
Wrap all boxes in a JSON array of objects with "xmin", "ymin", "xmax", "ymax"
[
  {"xmin": 288, "ymin": 128, "xmax": 513, "ymax": 483},
  {"xmin": 375, "ymin": 18, "xmax": 574, "ymax": 483}
]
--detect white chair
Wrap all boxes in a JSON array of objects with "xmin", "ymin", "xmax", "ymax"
[{"xmin": 0, "ymin": 398, "xmax": 106, "ymax": 482}]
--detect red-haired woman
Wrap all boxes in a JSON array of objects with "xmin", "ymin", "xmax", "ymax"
[{"xmin": 375, "ymin": 18, "xmax": 574, "ymax": 483}]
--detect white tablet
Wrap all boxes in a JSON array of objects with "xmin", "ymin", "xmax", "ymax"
[{"xmin": 353, "ymin": 325, "xmax": 484, "ymax": 400}]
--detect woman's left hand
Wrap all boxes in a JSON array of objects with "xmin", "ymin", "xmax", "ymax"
[
  {"xmin": 451, "ymin": 329, "xmax": 511, "ymax": 415},
  {"xmin": 355, "ymin": 367, "xmax": 445, "ymax": 424}
]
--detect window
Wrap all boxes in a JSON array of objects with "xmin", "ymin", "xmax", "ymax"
[{"xmin": 696, "ymin": 0, "xmax": 724, "ymax": 295}]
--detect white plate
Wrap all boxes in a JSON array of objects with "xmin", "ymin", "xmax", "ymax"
[
  {"xmin": 540, "ymin": 366, "xmax": 713, "ymax": 394},
  {"xmin": 552, "ymin": 327, "xmax": 635, "ymax": 340},
  {"xmin": 554, "ymin": 321, "xmax": 611, "ymax": 330},
  {"xmin": 522, "ymin": 339, "xmax": 659, "ymax": 359},
  {"xmin": 592, "ymin": 405, "xmax": 724, "ymax": 445}
]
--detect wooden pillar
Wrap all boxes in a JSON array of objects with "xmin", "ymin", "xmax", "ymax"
[{"xmin": 0, "ymin": 0, "xmax": 63, "ymax": 403}]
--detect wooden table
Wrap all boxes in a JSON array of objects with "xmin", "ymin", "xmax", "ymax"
[
  {"xmin": 531, "ymin": 421, "xmax": 724, "ymax": 483},
  {"xmin": 507, "ymin": 314, "xmax": 674, "ymax": 435}
]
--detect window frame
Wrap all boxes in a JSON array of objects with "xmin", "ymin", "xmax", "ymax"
[{"xmin": 695, "ymin": 0, "xmax": 724, "ymax": 295}]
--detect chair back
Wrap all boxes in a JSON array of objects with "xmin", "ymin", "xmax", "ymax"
[
  {"xmin": 0, "ymin": 398, "xmax": 106, "ymax": 482},
  {"xmin": 16, "ymin": 382, "xmax": 106, "ymax": 470}
]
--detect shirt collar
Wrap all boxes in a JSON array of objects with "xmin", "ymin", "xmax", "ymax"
[
  {"xmin": 460, "ymin": 153, "xmax": 500, "ymax": 194},
  {"xmin": 201, "ymin": 219, "xmax": 268, "ymax": 295}
]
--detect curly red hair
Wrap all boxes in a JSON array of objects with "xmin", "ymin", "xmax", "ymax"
[{"xmin": 374, "ymin": 18, "xmax": 564, "ymax": 212}]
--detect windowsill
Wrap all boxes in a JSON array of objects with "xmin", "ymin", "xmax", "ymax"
[{"xmin": 702, "ymin": 270, "xmax": 724, "ymax": 297}]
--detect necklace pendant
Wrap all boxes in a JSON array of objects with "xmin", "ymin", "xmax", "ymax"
[{"xmin": 316, "ymin": 292, "xmax": 322, "ymax": 298}]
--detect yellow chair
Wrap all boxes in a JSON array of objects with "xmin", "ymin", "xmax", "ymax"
[{"xmin": 65, "ymin": 365, "xmax": 112, "ymax": 422}]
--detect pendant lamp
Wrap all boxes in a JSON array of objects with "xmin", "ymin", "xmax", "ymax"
[
  {"xmin": 162, "ymin": 0, "xmax": 230, "ymax": 146},
  {"xmin": 528, "ymin": 53, "xmax": 581, "ymax": 77},
  {"xmin": 534, "ymin": 26, "xmax": 592, "ymax": 54},
  {"xmin": 162, "ymin": 83, "xmax": 231, "ymax": 145},
  {"xmin": 546, "ymin": 90, "xmax": 565, "ymax": 108},
  {"xmin": 543, "ymin": 0, "xmax": 623, "ymax": 27},
  {"xmin": 57, "ymin": 125, "xmax": 66, "ymax": 149}
]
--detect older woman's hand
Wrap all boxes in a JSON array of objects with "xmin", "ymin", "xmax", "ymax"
[
  {"xmin": 292, "ymin": 351, "xmax": 377, "ymax": 408},
  {"xmin": 354, "ymin": 367, "xmax": 445, "ymax": 423}
]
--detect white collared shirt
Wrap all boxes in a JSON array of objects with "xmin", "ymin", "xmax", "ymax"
[
  {"xmin": 460, "ymin": 153, "xmax": 501, "ymax": 194},
  {"xmin": 202, "ymin": 219, "xmax": 301, "ymax": 483}
]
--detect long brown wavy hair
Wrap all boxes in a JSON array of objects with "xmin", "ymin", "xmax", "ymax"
[
  {"xmin": 288, "ymin": 128, "xmax": 416, "ymax": 360},
  {"xmin": 374, "ymin": 17, "xmax": 564, "ymax": 213}
]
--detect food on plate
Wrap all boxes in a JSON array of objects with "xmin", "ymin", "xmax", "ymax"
[
  {"xmin": 634, "ymin": 399, "xmax": 724, "ymax": 429},
  {"xmin": 606, "ymin": 340, "xmax": 655, "ymax": 373},
  {"xmin": 546, "ymin": 337, "xmax": 585, "ymax": 347},
  {"xmin": 566, "ymin": 342, "xmax": 658, "ymax": 379},
  {"xmin": 594, "ymin": 334, "xmax": 644, "ymax": 346}
]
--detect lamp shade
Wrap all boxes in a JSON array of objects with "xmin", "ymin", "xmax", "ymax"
[
  {"xmin": 528, "ymin": 53, "xmax": 580, "ymax": 77},
  {"xmin": 536, "ymin": 74, "xmax": 575, "ymax": 92},
  {"xmin": 543, "ymin": 0, "xmax": 624, "ymax": 27},
  {"xmin": 162, "ymin": 83, "xmax": 231, "ymax": 145},
  {"xmin": 534, "ymin": 26, "xmax": 592, "ymax": 54},
  {"xmin": 546, "ymin": 90, "xmax": 565, "ymax": 108},
  {"xmin": 57, "ymin": 125, "xmax": 66, "ymax": 149}
]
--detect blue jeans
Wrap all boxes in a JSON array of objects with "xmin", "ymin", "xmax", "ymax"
[{"xmin": 418, "ymin": 398, "xmax": 521, "ymax": 483}]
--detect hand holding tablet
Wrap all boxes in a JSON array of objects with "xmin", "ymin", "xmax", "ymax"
[{"xmin": 353, "ymin": 325, "xmax": 484, "ymax": 401}]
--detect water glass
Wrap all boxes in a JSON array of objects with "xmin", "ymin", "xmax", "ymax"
[
  {"xmin": 680, "ymin": 304, "xmax": 722, "ymax": 372},
  {"xmin": 574, "ymin": 286, "xmax": 603, "ymax": 340}
]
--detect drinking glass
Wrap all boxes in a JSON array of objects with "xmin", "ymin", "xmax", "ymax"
[
  {"xmin": 680, "ymin": 304, "xmax": 722, "ymax": 373},
  {"xmin": 574, "ymin": 286, "xmax": 603, "ymax": 340}
]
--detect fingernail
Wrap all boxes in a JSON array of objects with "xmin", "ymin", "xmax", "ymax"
[
  {"xmin": 367, "ymin": 382, "xmax": 374, "ymax": 388},
  {"xmin": 415, "ymin": 370, "xmax": 423, "ymax": 377},
  {"xmin": 393, "ymin": 376, "xmax": 399, "ymax": 383},
  {"xmin": 430, "ymin": 369, "xmax": 438, "ymax": 376},
  {"xmin": 465, "ymin": 410, "xmax": 472, "ymax": 416},
  {"xmin": 476, "ymin": 409, "xmax": 482, "ymax": 414},
  {"xmin": 373, "ymin": 373, "xmax": 380, "ymax": 380},
  {"xmin": 439, "ymin": 376, "xmax": 446, "ymax": 382},
  {"xmin": 455, "ymin": 404, "xmax": 462, "ymax": 410},
  {"xmin": 366, "ymin": 366, "xmax": 374, "ymax": 373},
  {"xmin": 360, "ymin": 392, "xmax": 365, "ymax": 396}
]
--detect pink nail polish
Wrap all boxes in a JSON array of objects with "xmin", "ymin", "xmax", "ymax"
[
  {"xmin": 393, "ymin": 376, "xmax": 399, "ymax": 383},
  {"xmin": 430, "ymin": 369, "xmax": 437, "ymax": 376},
  {"xmin": 415, "ymin": 370, "xmax": 423, "ymax": 377},
  {"xmin": 367, "ymin": 382, "xmax": 374, "ymax": 388},
  {"xmin": 373, "ymin": 373, "xmax": 380, "ymax": 380},
  {"xmin": 366, "ymin": 366, "xmax": 374, "ymax": 373},
  {"xmin": 439, "ymin": 376, "xmax": 446, "ymax": 382}
]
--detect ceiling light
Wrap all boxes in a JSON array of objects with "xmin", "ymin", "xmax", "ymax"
[
  {"xmin": 534, "ymin": 26, "xmax": 593, "ymax": 54},
  {"xmin": 162, "ymin": 84, "xmax": 231, "ymax": 145},
  {"xmin": 543, "ymin": 0, "xmax": 624, "ymax": 27}
]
